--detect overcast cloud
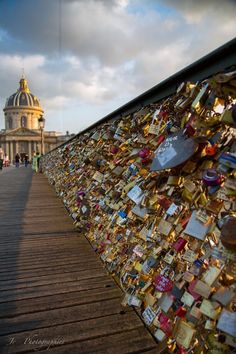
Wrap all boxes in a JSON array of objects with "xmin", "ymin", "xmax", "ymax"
[{"xmin": 0, "ymin": 0, "xmax": 235, "ymax": 133}]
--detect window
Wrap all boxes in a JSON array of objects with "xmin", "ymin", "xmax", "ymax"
[
  {"xmin": 8, "ymin": 117, "xmax": 13, "ymax": 129},
  {"xmin": 21, "ymin": 116, "xmax": 27, "ymax": 128}
]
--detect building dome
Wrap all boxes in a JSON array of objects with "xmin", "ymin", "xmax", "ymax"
[
  {"xmin": 3, "ymin": 75, "xmax": 44, "ymax": 131},
  {"xmin": 5, "ymin": 77, "xmax": 41, "ymax": 108}
]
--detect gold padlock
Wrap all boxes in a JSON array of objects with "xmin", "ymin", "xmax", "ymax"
[{"xmin": 174, "ymin": 319, "xmax": 196, "ymax": 349}]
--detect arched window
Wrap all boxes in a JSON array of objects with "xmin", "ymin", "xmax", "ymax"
[
  {"xmin": 8, "ymin": 117, "xmax": 13, "ymax": 129},
  {"xmin": 21, "ymin": 116, "xmax": 27, "ymax": 128}
]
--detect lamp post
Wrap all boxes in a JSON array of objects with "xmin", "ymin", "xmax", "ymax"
[{"xmin": 38, "ymin": 115, "xmax": 45, "ymax": 155}]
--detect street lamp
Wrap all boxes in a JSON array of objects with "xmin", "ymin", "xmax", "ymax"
[{"xmin": 38, "ymin": 115, "xmax": 45, "ymax": 155}]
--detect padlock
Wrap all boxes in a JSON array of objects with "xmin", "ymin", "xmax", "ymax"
[
  {"xmin": 164, "ymin": 249, "xmax": 176, "ymax": 264},
  {"xmin": 167, "ymin": 175, "xmax": 182, "ymax": 186},
  {"xmin": 181, "ymin": 291, "xmax": 195, "ymax": 307},
  {"xmin": 188, "ymin": 280, "xmax": 202, "ymax": 300},
  {"xmin": 189, "ymin": 301, "xmax": 202, "ymax": 320},
  {"xmin": 204, "ymin": 319, "xmax": 216, "ymax": 330},
  {"xmin": 158, "ymin": 312, "xmax": 172, "ymax": 337},
  {"xmin": 199, "ymin": 299, "xmax": 221, "ymax": 320},
  {"xmin": 174, "ymin": 319, "xmax": 196, "ymax": 349},
  {"xmin": 212, "ymin": 286, "xmax": 235, "ymax": 306},
  {"xmin": 154, "ymin": 328, "xmax": 166, "ymax": 342},
  {"xmin": 172, "ymin": 237, "xmax": 187, "ymax": 252},
  {"xmin": 157, "ymin": 219, "xmax": 173, "ymax": 236},
  {"xmin": 175, "ymin": 306, "xmax": 187, "ymax": 318},
  {"xmin": 201, "ymin": 265, "xmax": 221, "ymax": 286},
  {"xmin": 220, "ymin": 104, "xmax": 236, "ymax": 126},
  {"xmin": 220, "ymin": 215, "xmax": 236, "ymax": 251}
]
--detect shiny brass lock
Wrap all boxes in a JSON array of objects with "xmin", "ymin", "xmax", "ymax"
[
  {"xmin": 182, "ymin": 179, "xmax": 195, "ymax": 193},
  {"xmin": 205, "ymin": 199, "xmax": 224, "ymax": 214},
  {"xmin": 182, "ymin": 188, "xmax": 194, "ymax": 203},
  {"xmin": 175, "ymin": 96, "xmax": 192, "ymax": 111},
  {"xmin": 167, "ymin": 175, "xmax": 182, "ymax": 186},
  {"xmin": 191, "ymin": 83, "xmax": 209, "ymax": 112},
  {"xmin": 182, "ymin": 160, "xmax": 197, "ymax": 174}
]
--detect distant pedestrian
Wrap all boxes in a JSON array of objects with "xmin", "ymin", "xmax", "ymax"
[
  {"xmin": 39, "ymin": 153, "xmax": 44, "ymax": 173},
  {"xmin": 3, "ymin": 154, "xmax": 9, "ymax": 167},
  {"xmin": 15, "ymin": 153, "xmax": 20, "ymax": 168},
  {"xmin": 0, "ymin": 147, "xmax": 4, "ymax": 170},
  {"xmin": 24, "ymin": 154, "xmax": 29, "ymax": 167},
  {"xmin": 32, "ymin": 152, "xmax": 40, "ymax": 172}
]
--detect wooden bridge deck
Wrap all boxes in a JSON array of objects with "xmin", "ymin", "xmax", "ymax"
[{"xmin": 0, "ymin": 167, "xmax": 158, "ymax": 354}]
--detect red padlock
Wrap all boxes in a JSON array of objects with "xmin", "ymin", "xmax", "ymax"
[
  {"xmin": 141, "ymin": 158, "xmax": 151, "ymax": 165},
  {"xmin": 188, "ymin": 279, "xmax": 202, "ymax": 301},
  {"xmin": 158, "ymin": 312, "xmax": 172, "ymax": 337},
  {"xmin": 160, "ymin": 110, "xmax": 168, "ymax": 119},
  {"xmin": 185, "ymin": 123, "xmax": 195, "ymax": 136},
  {"xmin": 138, "ymin": 147, "xmax": 150, "ymax": 159},
  {"xmin": 158, "ymin": 196, "xmax": 172, "ymax": 210},
  {"xmin": 172, "ymin": 237, "xmax": 187, "ymax": 252},
  {"xmin": 175, "ymin": 306, "xmax": 187, "ymax": 318},
  {"xmin": 110, "ymin": 146, "xmax": 119, "ymax": 154},
  {"xmin": 154, "ymin": 275, "xmax": 173, "ymax": 292},
  {"xmin": 205, "ymin": 144, "xmax": 218, "ymax": 156},
  {"xmin": 157, "ymin": 135, "xmax": 165, "ymax": 146},
  {"xmin": 181, "ymin": 216, "xmax": 191, "ymax": 229}
]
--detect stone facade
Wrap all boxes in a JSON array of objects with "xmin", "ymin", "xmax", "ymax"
[{"xmin": 0, "ymin": 76, "xmax": 70, "ymax": 163}]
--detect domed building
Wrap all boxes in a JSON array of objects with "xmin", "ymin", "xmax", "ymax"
[
  {"xmin": 4, "ymin": 76, "xmax": 44, "ymax": 131},
  {"xmin": 0, "ymin": 75, "xmax": 72, "ymax": 163}
]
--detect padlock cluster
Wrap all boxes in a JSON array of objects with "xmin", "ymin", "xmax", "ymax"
[{"xmin": 42, "ymin": 70, "xmax": 236, "ymax": 353}]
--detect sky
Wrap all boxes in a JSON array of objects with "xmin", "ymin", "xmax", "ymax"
[{"xmin": 0, "ymin": 0, "xmax": 235, "ymax": 134}]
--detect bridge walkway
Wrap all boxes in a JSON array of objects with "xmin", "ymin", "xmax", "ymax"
[{"xmin": 0, "ymin": 167, "xmax": 158, "ymax": 354}]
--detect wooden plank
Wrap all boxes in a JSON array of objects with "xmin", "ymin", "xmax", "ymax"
[
  {"xmin": 0, "ymin": 238, "xmax": 90, "ymax": 249},
  {"xmin": 0, "ymin": 206, "xmax": 66, "ymax": 213},
  {"xmin": 0, "ymin": 233, "xmax": 80, "ymax": 244},
  {"xmin": 0, "ymin": 276, "xmax": 116, "ymax": 303},
  {"xmin": 0, "ymin": 253, "xmax": 96, "ymax": 268},
  {"xmin": 0, "ymin": 313, "xmax": 144, "ymax": 354},
  {"xmin": 0, "ymin": 257, "xmax": 100, "ymax": 273},
  {"xmin": 0, "ymin": 243, "xmax": 93, "ymax": 258},
  {"xmin": 34, "ymin": 328, "xmax": 157, "ymax": 354},
  {"xmin": 0, "ymin": 287, "xmax": 121, "ymax": 318},
  {"xmin": 0, "ymin": 224, "xmax": 75, "ymax": 235},
  {"xmin": 0, "ymin": 216, "xmax": 73, "ymax": 226},
  {"xmin": 0, "ymin": 298, "xmax": 133, "ymax": 336},
  {"xmin": 0, "ymin": 241, "xmax": 90, "ymax": 253},
  {"xmin": 0, "ymin": 268, "xmax": 108, "ymax": 291},
  {"xmin": 0, "ymin": 260, "xmax": 101, "ymax": 281},
  {"xmin": 0, "ymin": 249, "xmax": 98, "ymax": 261}
]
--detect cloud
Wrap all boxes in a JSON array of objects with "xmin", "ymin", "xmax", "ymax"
[
  {"xmin": 0, "ymin": 54, "xmax": 45, "ymax": 98},
  {"xmin": 43, "ymin": 95, "xmax": 71, "ymax": 110},
  {"xmin": 157, "ymin": 0, "xmax": 236, "ymax": 24}
]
